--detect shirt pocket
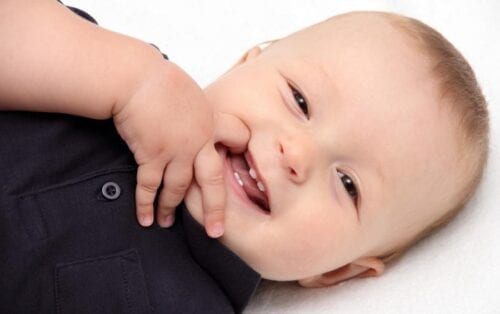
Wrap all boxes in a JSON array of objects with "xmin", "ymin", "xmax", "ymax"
[{"xmin": 55, "ymin": 248, "xmax": 151, "ymax": 314}]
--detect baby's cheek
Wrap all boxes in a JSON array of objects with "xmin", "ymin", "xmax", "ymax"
[{"xmin": 279, "ymin": 216, "xmax": 334, "ymax": 255}]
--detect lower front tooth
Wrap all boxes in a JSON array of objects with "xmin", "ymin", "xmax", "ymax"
[
  {"xmin": 257, "ymin": 181, "xmax": 265, "ymax": 192},
  {"xmin": 234, "ymin": 172, "xmax": 244, "ymax": 186}
]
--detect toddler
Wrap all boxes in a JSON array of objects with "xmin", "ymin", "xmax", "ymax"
[{"xmin": 0, "ymin": 0, "xmax": 489, "ymax": 312}]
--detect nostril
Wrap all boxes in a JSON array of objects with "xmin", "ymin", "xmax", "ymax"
[
  {"xmin": 289, "ymin": 168, "xmax": 297, "ymax": 176},
  {"xmin": 279, "ymin": 144, "xmax": 284, "ymax": 154}
]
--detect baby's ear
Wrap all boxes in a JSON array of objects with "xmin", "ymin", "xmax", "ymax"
[
  {"xmin": 233, "ymin": 45, "xmax": 263, "ymax": 67},
  {"xmin": 298, "ymin": 257, "xmax": 385, "ymax": 288}
]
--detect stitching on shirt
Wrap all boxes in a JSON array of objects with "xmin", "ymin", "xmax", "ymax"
[
  {"xmin": 120, "ymin": 257, "xmax": 134, "ymax": 312},
  {"xmin": 54, "ymin": 265, "xmax": 62, "ymax": 314},
  {"xmin": 55, "ymin": 248, "xmax": 138, "ymax": 269},
  {"xmin": 54, "ymin": 249, "xmax": 139, "ymax": 313}
]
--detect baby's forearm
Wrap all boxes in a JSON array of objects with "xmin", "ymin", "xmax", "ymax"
[{"xmin": 0, "ymin": 0, "xmax": 165, "ymax": 119}]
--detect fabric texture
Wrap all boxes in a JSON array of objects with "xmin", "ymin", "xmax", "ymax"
[{"xmin": 0, "ymin": 110, "xmax": 260, "ymax": 314}]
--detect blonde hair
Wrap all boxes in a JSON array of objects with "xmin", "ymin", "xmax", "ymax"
[{"xmin": 375, "ymin": 12, "xmax": 490, "ymax": 264}]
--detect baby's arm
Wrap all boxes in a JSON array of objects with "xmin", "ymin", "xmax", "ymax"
[
  {"xmin": 0, "ymin": 0, "xmax": 157, "ymax": 118},
  {"xmin": 0, "ymin": 0, "xmax": 226, "ymax": 237}
]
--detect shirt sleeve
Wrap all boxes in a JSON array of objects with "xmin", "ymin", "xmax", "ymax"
[
  {"xmin": 56, "ymin": 0, "xmax": 169, "ymax": 60},
  {"xmin": 57, "ymin": 0, "xmax": 98, "ymax": 25}
]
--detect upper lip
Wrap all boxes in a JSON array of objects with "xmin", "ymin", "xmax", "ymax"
[{"xmin": 243, "ymin": 150, "xmax": 271, "ymax": 209}]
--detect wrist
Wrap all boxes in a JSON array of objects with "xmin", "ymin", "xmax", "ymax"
[{"xmin": 112, "ymin": 41, "xmax": 171, "ymax": 117}]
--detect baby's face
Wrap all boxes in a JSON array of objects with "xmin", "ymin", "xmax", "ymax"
[{"xmin": 185, "ymin": 13, "xmax": 462, "ymax": 281}]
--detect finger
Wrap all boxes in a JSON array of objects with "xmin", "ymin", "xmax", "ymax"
[
  {"xmin": 213, "ymin": 113, "xmax": 250, "ymax": 154},
  {"xmin": 136, "ymin": 162, "xmax": 164, "ymax": 227},
  {"xmin": 195, "ymin": 141, "xmax": 226, "ymax": 238},
  {"xmin": 157, "ymin": 158, "xmax": 193, "ymax": 227}
]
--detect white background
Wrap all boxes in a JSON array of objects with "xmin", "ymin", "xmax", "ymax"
[{"xmin": 64, "ymin": 1, "xmax": 500, "ymax": 313}]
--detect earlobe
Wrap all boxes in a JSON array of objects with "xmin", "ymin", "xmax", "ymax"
[{"xmin": 298, "ymin": 257, "xmax": 385, "ymax": 288}]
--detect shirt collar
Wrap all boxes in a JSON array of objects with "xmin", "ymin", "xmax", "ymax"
[{"xmin": 180, "ymin": 205, "xmax": 261, "ymax": 313}]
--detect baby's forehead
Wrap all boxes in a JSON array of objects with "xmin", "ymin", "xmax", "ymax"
[
  {"xmin": 291, "ymin": 12, "xmax": 405, "ymax": 47},
  {"xmin": 271, "ymin": 12, "xmax": 428, "ymax": 80},
  {"xmin": 315, "ymin": 12, "xmax": 410, "ymax": 43}
]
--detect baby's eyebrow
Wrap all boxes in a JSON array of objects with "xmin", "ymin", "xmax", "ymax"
[
  {"xmin": 356, "ymin": 155, "xmax": 385, "ymax": 217},
  {"xmin": 304, "ymin": 58, "xmax": 336, "ymax": 93},
  {"xmin": 316, "ymin": 63, "xmax": 336, "ymax": 91},
  {"xmin": 374, "ymin": 160, "xmax": 385, "ymax": 184},
  {"xmin": 298, "ymin": 58, "xmax": 338, "ymax": 108}
]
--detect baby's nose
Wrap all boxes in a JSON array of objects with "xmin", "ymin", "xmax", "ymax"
[{"xmin": 279, "ymin": 137, "xmax": 314, "ymax": 184}]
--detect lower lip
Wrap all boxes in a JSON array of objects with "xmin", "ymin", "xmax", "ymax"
[{"xmin": 223, "ymin": 151, "xmax": 270, "ymax": 216}]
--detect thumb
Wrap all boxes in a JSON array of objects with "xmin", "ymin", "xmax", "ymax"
[{"xmin": 213, "ymin": 113, "xmax": 250, "ymax": 154}]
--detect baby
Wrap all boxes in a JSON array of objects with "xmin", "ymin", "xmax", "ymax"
[
  {"xmin": 0, "ymin": 0, "xmax": 489, "ymax": 312},
  {"xmin": 185, "ymin": 11, "xmax": 490, "ymax": 283}
]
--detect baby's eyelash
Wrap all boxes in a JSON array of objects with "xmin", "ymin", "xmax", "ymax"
[
  {"xmin": 288, "ymin": 83, "xmax": 309, "ymax": 119},
  {"xmin": 337, "ymin": 171, "xmax": 358, "ymax": 204}
]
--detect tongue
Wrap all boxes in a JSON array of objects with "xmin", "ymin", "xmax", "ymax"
[{"xmin": 230, "ymin": 154, "xmax": 269, "ymax": 210}]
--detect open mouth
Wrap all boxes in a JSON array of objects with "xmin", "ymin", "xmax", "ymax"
[{"xmin": 227, "ymin": 151, "xmax": 271, "ymax": 214}]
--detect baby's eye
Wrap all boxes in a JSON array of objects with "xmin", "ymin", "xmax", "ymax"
[
  {"xmin": 337, "ymin": 171, "xmax": 358, "ymax": 204},
  {"xmin": 288, "ymin": 83, "xmax": 309, "ymax": 119}
]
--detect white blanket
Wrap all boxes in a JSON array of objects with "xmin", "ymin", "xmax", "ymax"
[{"xmin": 66, "ymin": 1, "xmax": 500, "ymax": 312}]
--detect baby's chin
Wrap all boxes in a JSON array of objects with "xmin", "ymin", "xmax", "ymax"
[{"xmin": 183, "ymin": 182, "xmax": 205, "ymax": 226}]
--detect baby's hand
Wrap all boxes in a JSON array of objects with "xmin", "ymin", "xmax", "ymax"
[{"xmin": 112, "ymin": 60, "xmax": 225, "ymax": 238}]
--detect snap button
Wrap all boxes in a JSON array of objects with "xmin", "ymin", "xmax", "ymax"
[{"xmin": 101, "ymin": 181, "xmax": 121, "ymax": 200}]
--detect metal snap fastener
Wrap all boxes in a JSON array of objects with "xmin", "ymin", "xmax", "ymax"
[{"xmin": 101, "ymin": 181, "xmax": 121, "ymax": 200}]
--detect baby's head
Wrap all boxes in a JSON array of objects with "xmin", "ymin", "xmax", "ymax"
[{"xmin": 185, "ymin": 11, "xmax": 489, "ymax": 286}]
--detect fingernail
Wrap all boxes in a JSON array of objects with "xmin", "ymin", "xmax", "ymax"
[
  {"xmin": 159, "ymin": 214, "xmax": 175, "ymax": 228},
  {"xmin": 139, "ymin": 214, "xmax": 153, "ymax": 227},
  {"xmin": 208, "ymin": 223, "xmax": 224, "ymax": 238}
]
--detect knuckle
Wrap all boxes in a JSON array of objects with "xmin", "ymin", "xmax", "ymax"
[
  {"xmin": 157, "ymin": 205, "xmax": 174, "ymax": 214},
  {"xmin": 206, "ymin": 207, "xmax": 224, "ymax": 217},
  {"xmin": 140, "ymin": 183, "xmax": 158, "ymax": 194},
  {"xmin": 200, "ymin": 173, "xmax": 224, "ymax": 186},
  {"xmin": 167, "ymin": 181, "xmax": 190, "ymax": 196},
  {"xmin": 162, "ymin": 197, "xmax": 182, "ymax": 208},
  {"xmin": 136, "ymin": 204, "xmax": 152, "ymax": 215}
]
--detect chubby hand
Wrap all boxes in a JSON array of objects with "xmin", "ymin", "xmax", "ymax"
[{"xmin": 112, "ymin": 60, "xmax": 225, "ymax": 238}]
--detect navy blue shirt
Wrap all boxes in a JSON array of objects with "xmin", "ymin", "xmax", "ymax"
[
  {"xmin": 0, "ymin": 4, "xmax": 260, "ymax": 313},
  {"xmin": 0, "ymin": 115, "xmax": 260, "ymax": 314}
]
